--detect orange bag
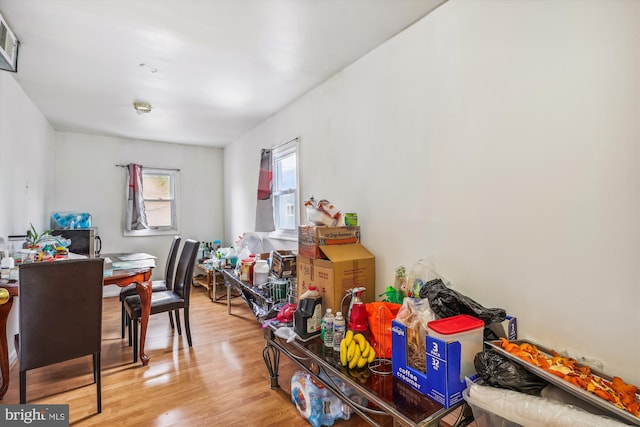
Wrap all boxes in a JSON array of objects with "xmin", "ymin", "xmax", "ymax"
[{"xmin": 365, "ymin": 301, "xmax": 402, "ymax": 359}]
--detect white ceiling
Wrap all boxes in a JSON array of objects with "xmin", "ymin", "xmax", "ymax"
[{"xmin": 0, "ymin": 0, "xmax": 446, "ymax": 148}]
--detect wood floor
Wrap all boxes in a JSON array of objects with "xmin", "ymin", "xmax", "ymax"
[
  {"xmin": 2, "ymin": 284, "xmax": 464, "ymax": 426},
  {"xmin": 0, "ymin": 284, "xmax": 373, "ymax": 426}
]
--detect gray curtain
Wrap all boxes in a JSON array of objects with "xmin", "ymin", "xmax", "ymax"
[
  {"xmin": 126, "ymin": 163, "xmax": 148, "ymax": 231},
  {"xmin": 255, "ymin": 149, "xmax": 275, "ymax": 232}
]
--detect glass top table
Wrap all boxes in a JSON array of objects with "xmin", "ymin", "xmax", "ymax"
[{"xmin": 263, "ymin": 325, "xmax": 473, "ymax": 427}]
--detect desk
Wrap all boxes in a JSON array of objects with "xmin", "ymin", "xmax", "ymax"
[
  {"xmin": 0, "ymin": 261, "xmax": 153, "ymax": 400},
  {"xmin": 263, "ymin": 327, "xmax": 474, "ymax": 426}
]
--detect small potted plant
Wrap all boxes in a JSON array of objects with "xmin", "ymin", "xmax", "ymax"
[{"xmin": 25, "ymin": 223, "xmax": 53, "ymax": 250}]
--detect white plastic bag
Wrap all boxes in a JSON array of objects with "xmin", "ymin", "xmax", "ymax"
[{"xmin": 304, "ymin": 196, "xmax": 342, "ymax": 226}]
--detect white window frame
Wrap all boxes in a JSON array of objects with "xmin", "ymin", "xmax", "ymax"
[
  {"xmin": 269, "ymin": 138, "xmax": 299, "ymax": 241},
  {"xmin": 123, "ymin": 167, "xmax": 180, "ymax": 237}
]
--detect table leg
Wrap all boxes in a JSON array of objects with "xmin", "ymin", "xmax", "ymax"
[
  {"xmin": 262, "ymin": 329, "xmax": 280, "ymax": 389},
  {"xmin": 227, "ymin": 283, "xmax": 231, "ymax": 315},
  {"xmin": 0, "ymin": 296, "xmax": 14, "ymax": 399},
  {"xmin": 135, "ymin": 281, "xmax": 152, "ymax": 366},
  {"xmin": 452, "ymin": 402, "xmax": 475, "ymax": 427}
]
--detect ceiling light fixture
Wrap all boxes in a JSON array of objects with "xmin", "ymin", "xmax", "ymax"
[{"xmin": 133, "ymin": 102, "xmax": 152, "ymax": 114}]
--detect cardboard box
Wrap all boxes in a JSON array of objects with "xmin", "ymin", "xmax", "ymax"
[
  {"xmin": 391, "ymin": 320, "xmax": 479, "ymax": 408},
  {"xmin": 271, "ymin": 250, "xmax": 297, "ymax": 278},
  {"xmin": 298, "ymin": 225, "xmax": 361, "ymax": 259},
  {"xmin": 296, "ymin": 243, "xmax": 375, "ymax": 313}
]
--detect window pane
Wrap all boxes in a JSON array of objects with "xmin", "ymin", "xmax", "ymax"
[
  {"xmin": 144, "ymin": 200, "xmax": 172, "ymax": 227},
  {"xmin": 274, "ymin": 193, "xmax": 296, "ymax": 230},
  {"xmin": 143, "ymin": 174, "xmax": 171, "ymax": 199},
  {"xmin": 275, "ymin": 153, "xmax": 296, "ymax": 192}
]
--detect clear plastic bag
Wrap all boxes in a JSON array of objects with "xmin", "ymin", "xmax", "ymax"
[
  {"xmin": 406, "ymin": 258, "xmax": 447, "ymax": 297},
  {"xmin": 304, "ymin": 196, "xmax": 342, "ymax": 226},
  {"xmin": 395, "ymin": 297, "xmax": 436, "ymax": 373}
]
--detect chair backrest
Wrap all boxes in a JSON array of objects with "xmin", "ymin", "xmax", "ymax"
[
  {"xmin": 19, "ymin": 258, "xmax": 105, "ymax": 370},
  {"xmin": 164, "ymin": 236, "xmax": 181, "ymax": 290},
  {"xmin": 172, "ymin": 239, "xmax": 199, "ymax": 304}
]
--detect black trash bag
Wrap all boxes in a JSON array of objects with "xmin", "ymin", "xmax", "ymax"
[
  {"xmin": 418, "ymin": 278, "xmax": 506, "ymax": 325},
  {"xmin": 474, "ymin": 350, "xmax": 548, "ymax": 395},
  {"xmin": 484, "ymin": 326, "xmax": 501, "ymax": 342}
]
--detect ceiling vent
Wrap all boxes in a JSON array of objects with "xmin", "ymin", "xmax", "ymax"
[{"xmin": 0, "ymin": 12, "xmax": 18, "ymax": 72}]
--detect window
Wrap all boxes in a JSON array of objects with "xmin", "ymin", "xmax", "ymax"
[
  {"xmin": 271, "ymin": 138, "xmax": 299, "ymax": 238},
  {"xmin": 142, "ymin": 168, "xmax": 177, "ymax": 229},
  {"xmin": 124, "ymin": 167, "xmax": 179, "ymax": 236}
]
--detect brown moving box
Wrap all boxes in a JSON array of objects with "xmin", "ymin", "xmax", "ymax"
[
  {"xmin": 296, "ymin": 243, "xmax": 375, "ymax": 314},
  {"xmin": 298, "ymin": 225, "xmax": 361, "ymax": 259},
  {"xmin": 271, "ymin": 249, "xmax": 296, "ymax": 278}
]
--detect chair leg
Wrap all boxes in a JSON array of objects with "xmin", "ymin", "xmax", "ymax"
[
  {"xmin": 121, "ymin": 301, "xmax": 126, "ymax": 339},
  {"xmin": 184, "ymin": 307, "xmax": 193, "ymax": 347},
  {"xmin": 132, "ymin": 319, "xmax": 138, "ymax": 364},
  {"xmin": 128, "ymin": 314, "xmax": 133, "ymax": 346},
  {"xmin": 94, "ymin": 352, "xmax": 102, "ymax": 413},
  {"xmin": 175, "ymin": 310, "xmax": 182, "ymax": 336},
  {"xmin": 19, "ymin": 369, "xmax": 26, "ymax": 404},
  {"xmin": 168, "ymin": 311, "xmax": 175, "ymax": 329}
]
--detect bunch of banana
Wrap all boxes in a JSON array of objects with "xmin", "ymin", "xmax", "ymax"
[{"xmin": 339, "ymin": 330, "xmax": 376, "ymax": 369}]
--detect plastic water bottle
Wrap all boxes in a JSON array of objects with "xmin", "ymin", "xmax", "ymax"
[
  {"xmin": 321, "ymin": 309, "xmax": 335, "ymax": 347},
  {"xmin": 332, "ymin": 311, "xmax": 345, "ymax": 352}
]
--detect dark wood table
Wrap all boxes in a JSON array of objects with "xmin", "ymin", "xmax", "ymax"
[{"xmin": 0, "ymin": 264, "xmax": 153, "ymax": 399}]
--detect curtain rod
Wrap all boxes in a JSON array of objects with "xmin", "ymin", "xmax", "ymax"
[
  {"xmin": 115, "ymin": 164, "xmax": 181, "ymax": 172},
  {"xmin": 271, "ymin": 137, "xmax": 299, "ymax": 151}
]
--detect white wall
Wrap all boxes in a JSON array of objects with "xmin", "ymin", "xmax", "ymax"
[
  {"xmin": 55, "ymin": 132, "xmax": 225, "ymax": 294},
  {"xmin": 0, "ymin": 71, "xmax": 56, "ymax": 365},
  {"xmin": 0, "ymin": 80, "xmax": 225, "ymax": 367},
  {"xmin": 224, "ymin": 0, "xmax": 640, "ymax": 384}
]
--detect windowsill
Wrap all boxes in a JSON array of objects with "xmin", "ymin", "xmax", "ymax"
[
  {"xmin": 268, "ymin": 230, "xmax": 298, "ymax": 242},
  {"xmin": 123, "ymin": 228, "xmax": 179, "ymax": 237}
]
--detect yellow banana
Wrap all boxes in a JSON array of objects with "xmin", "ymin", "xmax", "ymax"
[
  {"xmin": 367, "ymin": 346, "xmax": 376, "ymax": 363},
  {"xmin": 361, "ymin": 342, "xmax": 370, "ymax": 359},
  {"xmin": 347, "ymin": 341, "xmax": 357, "ymax": 362},
  {"xmin": 354, "ymin": 333, "xmax": 367, "ymax": 353},
  {"xmin": 348, "ymin": 345, "xmax": 361, "ymax": 369},
  {"xmin": 340, "ymin": 339, "xmax": 348, "ymax": 366},
  {"xmin": 357, "ymin": 354, "xmax": 368, "ymax": 369},
  {"xmin": 343, "ymin": 330, "xmax": 354, "ymax": 348}
]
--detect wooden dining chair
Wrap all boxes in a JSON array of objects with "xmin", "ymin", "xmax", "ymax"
[
  {"xmin": 119, "ymin": 235, "xmax": 181, "ymax": 339},
  {"xmin": 18, "ymin": 258, "xmax": 105, "ymax": 412},
  {"xmin": 124, "ymin": 239, "xmax": 199, "ymax": 363}
]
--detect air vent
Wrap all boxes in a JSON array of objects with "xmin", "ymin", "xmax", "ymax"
[{"xmin": 0, "ymin": 12, "xmax": 18, "ymax": 72}]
